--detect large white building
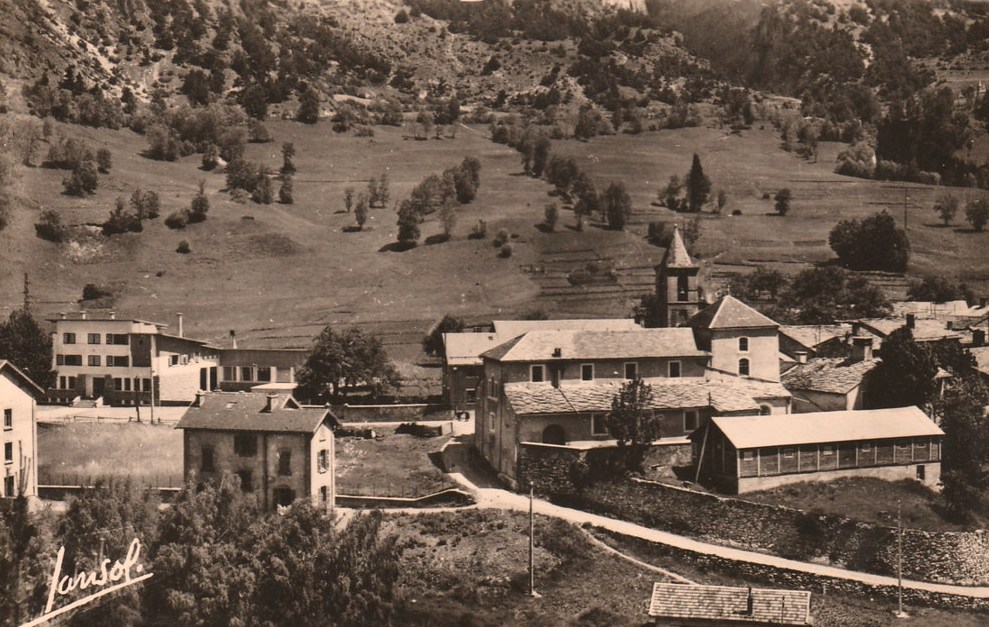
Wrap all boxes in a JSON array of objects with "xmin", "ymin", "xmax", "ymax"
[{"xmin": 0, "ymin": 360, "xmax": 43, "ymax": 499}]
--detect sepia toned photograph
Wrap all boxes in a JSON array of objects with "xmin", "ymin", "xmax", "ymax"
[{"xmin": 2, "ymin": 0, "xmax": 989, "ymax": 624}]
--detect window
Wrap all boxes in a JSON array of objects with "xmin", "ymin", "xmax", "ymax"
[
  {"xmin": 738, "ymin": 337, "xmax": 749, "ymax": 352},
  {"xmin": 741, "ymin": 450, "xmax": 756, "ymax": 461},
  {"xmin": 107, "ymin": 334, "xmax": 129, "ymax": 345},
  {"xmin": 677, "ymin": 274, "xmax": 689, "ymax": 301},
  {"xmin": 257, "ymin": 367, "xmax": 272, "ymax": 382},
  {"xmin": 592, "ymin": 414, "xmax": 608, "ymax": 436},
  {"xmin": 668, "ymin": 361, "xmax": 682, "ymax": 378},
  {"xmin": 580, "ymin": 364, "xmax": 594, "ymax": 382},
  {"xmin": 169, "ymin": 355, "xmax": 179, "ymax": 366},
  {"xmin": 114, "ymin": 378, "xmax": 123, "ymax": 391},
  {"xmin": 63, "ymin": 333, "xmax": 76, "ymax": 344},
  {"xmin": 67, "ymin": 377, "xmax": 76, "ymax": 389},
  {"xmin": 143, "ymin": 378, "xmax": 151, "ymax": 392},
  {"xmin": 4, "ymin": 443, "xmax": 12, "ymax": 464},
  {"xmin": 759, "ymin": 404, "xmax": 772, "ymax": 416},
  {"xmin": 530, "ymin": 365, "xmax": 545, "ymax": 383},
  {"xmin": 782, "ymin": 447, "xmax": 795, "ymax": 458},
  {"xmin": 223, "ymin": 367, "xmax": 237, "ymax": 381},
  {"xmin": 63, "ymin": 355, "xmax": 82, "ymax": 366},
  {"xmin": 236, "ymin": 470, "xmax": 253, "ymax": 492},
  {"xmin": 241, "ymin": 367, "xmax": 253, "ymax": 382},
  {"xmin": 123, "ymin": 379, "xmax": 131, "ymax": 392},
  {"xmin": 59, "ymin": 376, "xmax": 66, "ymax": 389},
  {"xmin": 914, "ymin": 440, "xmax": 928, "ymax": 449},
  {"xmin": 88, "ymin": 355, "xmax": 101, "ymax": 367},
  {"xmin": 317, "ymin": 449, "xmax": 330, "ymax": 473},
  {"xmin": 320, "ymin": 486, "xmax": 329, "ymax": 504},
  {"xmin": 488, "ymin": 412, "xmax": 496, "ymax": 433},
  {"xmin": 821, "ymin": 444, "xmax": 834, "ymax": 456},
  {"xmin": 3, "ymin": 409, "xmax": 11, "ymax": 430},
  {"xmin": 861, "ymin": 443, "xmax": 873, "ymax": 453},
  {"xmin": 109, "ymin": 356, "xmax": 129, "ymax": 367},
  {"xmin": 3, "ymin": 475, "xmax": 12, "ymax": 497},
  {"xmin": 234, "ymin": 434, "xmax": 257, "ymax": 457},
  {"xmin": 88, "ymin": 333, "xmax": 101, "ymax": 344},
  {"xmin": 466, "ymin": 388, "xmax": 478, "ymax": 403},
  {"xmin": 278, "ymin": 450, "xmax": 292, "ymax": 476},
  {"xmin": 201, "ymin": 446, "xmax": 215, "ymax": 472},
  {"xmin": 684, "ymin": 410, "xmax": 698, "ymax": 431},
  {"xmin": 738, "ymin": 358, "xmax": 750, "ymax": 377},
  {"xmin": 624, "ymin": 362, "xmax": 638, "ymax": 380},
  {"xmin": 56, "ymin": 355, "xmax": 64, "ymax": 366}
]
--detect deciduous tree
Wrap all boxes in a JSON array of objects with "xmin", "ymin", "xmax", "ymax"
[
  {"xmin": 606, "ymin": 377, "xmax": 660, "ymax": 473},
  {"xmin": 422, "ymin": 314, "xmax": 465, "ymax": 356},
  {"xmin": 296, "ymin": 326, "xmax": 400, "ymax": 401}
]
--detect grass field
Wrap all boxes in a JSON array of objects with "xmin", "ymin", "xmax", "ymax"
[
  {"xmin": 37, "ymin": 421, "xmax": 183, "ymax": 487},
  {"xmin": 742, "ymin": 477, "xmax": 987, "ymax": 533},
  {"xmin": 5, "ymin": 118, "xmax": 989, "ymax": 384},
  {"xmin": 334, "ymin": 433, "xmax": 455, "ymax": 497}
]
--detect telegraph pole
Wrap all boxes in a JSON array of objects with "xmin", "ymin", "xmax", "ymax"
[
  {"xmin": 529, "ymin": 482, "xmax": 540, "ymax": 598},
  {"xmin": 895, "ymin": 500, "xmax": 909, "ymax": 618}
]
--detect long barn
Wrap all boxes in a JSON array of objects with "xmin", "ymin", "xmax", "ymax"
[{"xmin": 693, "ymin": 407, "xmax": 943, "ymax": 494}]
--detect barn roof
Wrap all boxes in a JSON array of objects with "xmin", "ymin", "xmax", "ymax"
[
  {"xmin": 711, "ymin": 406, "xmax": 942, "ymax": 450},
  {"xmin": 648, "ymin": 582, "xmax": 812, "ymax": 625}
]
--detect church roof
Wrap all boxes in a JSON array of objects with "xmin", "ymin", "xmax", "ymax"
[
  {"xmin": 687, "ymin": 296, "xmax": 779, "ymax": 330},
  {"xmin": 658, "ymin": 225, "xmax": 697, "ymax": 270}
]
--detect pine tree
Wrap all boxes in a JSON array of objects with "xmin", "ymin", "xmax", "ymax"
[{"xmin": 685, "ymin": 154, "xmax": 711, "ymax": 213}]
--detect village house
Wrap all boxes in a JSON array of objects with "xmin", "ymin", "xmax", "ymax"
[
  {"xmin": 176, "ymin": 391, "xmax": 338, "ymax": 511},
  {"xmin": 778, "ymin": 324, "xmax": 852, "ymax": 363},
  {"xmin": 442, "ymin": 318, "xmax": 641, "ymax": 414},
  {"xmin": 692, "ymin": 406, "xmax": 943, "ymax": 494},
  {"xmin": 782, "ymin": 337, "xmax": 880, "ymax": 413},
  {"xmin": 648, "ymin": 582, "xmax": 812, "ymax": 625},
  {"xmin": 0, "ymin": 361, "xmax": 42, "ymax": 499}
]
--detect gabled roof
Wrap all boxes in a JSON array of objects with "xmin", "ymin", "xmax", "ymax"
[
  {"xmin": 648, "ymin": 582, "xmax": 812, "ymax": 625},
  {"xmin": 443, "ymin": 332, "xmax": 503, "ymax": 366},
  {"xmin": 658, "ymin": 225, "xmax": 697, "ymax": 270},
  {"xmin": 781, "ymin": 357, "xmax": 880, "ymax": 395},
  {"xmin": 779, "ymin": 324, "xmax": 850, "ymax": 350},
  {"xmin": 0, "ymin": 360, "xmax": 45, "ymax": 397},
  {"xmin": 503, "ymin": 377, "xmax": 789, "ymax": 416},
  {"xmin": 481, "ymin": 329, "xmax": 706, "ymax": 362},
  {"xmin": 176, "ymin": 392, "xmax": 336, "ymax": 433},
  {"xmin": 972, "ymin": 346, "xmax": 989, "ymax": 377},
  {"xmin": 492, "ymin": 318, "xmax": 640, "ymax": 338},
  {"xmin": 856, "ymin": 318, "xmax": 962, "ymax": 343},
  {"xmin": 711, "ymin": 406, "xmax": 942, "ymax": 450},
  {"xmin": 687, "ymin": 296, "xmax": 778, "ymax": 330},
  {"xmin": 892, "ymin": 300, "xmax": 974, "ymax": 319}
]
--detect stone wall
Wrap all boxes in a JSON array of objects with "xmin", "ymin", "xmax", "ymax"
[
  {"xmin": 334, "ymin": 403, "xmax": 450, "ymax": 422},
  {"xmin": 557, "ymin": 479, "xmax": 989, "ymax": 586}
]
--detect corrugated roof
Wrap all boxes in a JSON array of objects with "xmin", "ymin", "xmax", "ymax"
[
  {"xmin": 481, "ymin": 328, "xmax": 706, "ymax": 362},
  {"xmin": 503, "ymin": 377, "xmax": 788, "ymax": 416},
  {"xmin": 781, "ymin": 357, "xmax": 879, "ymax": 395},
  {"xmin": 687, "ymin": 296, "xmax": 778, "ymax": 330},
  {"xmin": 443, "ymin": 332, "xmax": 503, "ymax": 366},
  {"xmin": 658, "ymin": 225, "xmax": 697, "ymax": 270},
  {"xmin": 176, "ymin": 392, "xmax": 334, "ymax": 433},
  {"xmin": 779, "ymin": 324, "xmax": 850, "ymax": 350},
  {"xmin": 0, "ymin": 360, "xmax": 45, "ymax": 397},
  {"xmin": 648, "ymin": 582, "xmax": 811, "ymax": 624},
  {"xmin": 492, "ymin": 318, "xmax": 640, "ymax": 338},
  {"xmin": 711, "ymin": 406, "xmax": 943, "ymax": 450}
]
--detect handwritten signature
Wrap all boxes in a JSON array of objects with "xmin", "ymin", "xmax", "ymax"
[{"xmin": 22, "ymin": 538, "xmax": 153, "ymax": 627}]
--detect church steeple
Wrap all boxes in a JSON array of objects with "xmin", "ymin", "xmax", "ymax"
[{"xmin": 656, "ymin": 225, "xmax": 702, "ymax": 327}]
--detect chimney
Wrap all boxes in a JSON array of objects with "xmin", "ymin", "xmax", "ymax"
[
  {"xmin": 851, "ymin": 322, "xmax": 861, "ymax": 337},
  {"xmin": 795, "ymin": 351, "xmax": 808, "ymax": 364},
  {"xmin": 194, "ymin": 390, "xmax": 205, "ymax": 407},
  {"xmin": 906, "ymin": 313, "xmax": 916, "ymax": 329},
  {"xmin": 177, "ymin": 312, "xmax": 184, "ymax": 338},
  {"xmin": 265, "ymin": 393, "xmax": 278, "ymax": 413},
  {"xmin": 852, "ymin": 336, "xmax": 874, "ymax": 362},
  {"xmin": 108, "ymin": 311, "xmax": 115, "ymax": 320},
  {"xmin": 974, "ymin": 329, "xmax": 986, "ymax": 348},
  {"xmin": 59, "ymin": 312, "xmax": 66, "ymax": 319},
  {"xmin": 552, "ymin": 347, "xmax": 562, "ymax": 358},
  {"xmin": 79, "ymin": 310, "xmax": 87, "ymax": 320},
  {"xmin": 946, "ymin": 320, "xmax": 953, "ymax": 331},
  {"xmin": 230, "ymin": 329, "xmax": 237, "ymax": 349}
]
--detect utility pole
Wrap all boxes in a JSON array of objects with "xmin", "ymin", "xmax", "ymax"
[
  {"xmin": 22, "ymin": 273, "xmax": 30, "ymax": 311},
  {"xmin": 895, "ymin": 500, "xmax": 909, "ymax": 618},
  {"xmin": 529, "ymin": 482, "xmax": 540, "ymax": 598},
  {"xmin": 903, "ymin": 189, "xmax": 908, "ymax": 231}
]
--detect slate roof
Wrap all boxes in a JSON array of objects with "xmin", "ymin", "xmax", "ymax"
[
  {"xmin": 503, "ymin": 377, "xmax": 789, "ymax": 416},
  {"xmin": 443, "ymin": 332, "xmax": 503, "ymax": 366},
  {"xmin": 648, "ymin": 582, "xmax": 812, "ymax": 625},
  {"xmin": 481, "ymin": 328, "xmax": 706, "ymax": 362},
  {"xmin": 687, "ymin": 296, "xmax": 779, "ymax": 331},
  {"xmin": 971, "ymin": 346, "xmax": 989, "ymax": 377},
  {"xmin": 856, "ymin": 318, "xmax": 962, "ymax": 343},
  {"xmin": 658, "ymin": 225, "xmax": 697, "ymax": 269},
  {"xmin": 781, "ymin": 357, "xmax": 879, "ymax": 395},
  {"xmin": 0, "ymin": 360, "xmax": 45, "ymax": 397},
  {"xmin": 176, "ymin": 392, "xmax": 335, "ymax": 433},
  {"xmin": 711, "ymin": 406, "xmax": 943, "ymax": 450},
  {"xmin": 492, "ymin": 318, "xmax": 640, "ymax": 338},
  {"xmin": 779, "ymin": 324, "xmax": 850, "ymax": 350},
  {"xmin": 892, "ymin": 300, "xmax": 974, "ymax": 319}
]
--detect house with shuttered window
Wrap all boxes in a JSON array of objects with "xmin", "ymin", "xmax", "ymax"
[{"xmin": 177, "ymin": 391, "xmax": 338, "ymax": 511}]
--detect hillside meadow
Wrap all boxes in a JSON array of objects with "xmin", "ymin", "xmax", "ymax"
[{"xmin": 3, "ymin": 118, "xmax": 988, "ymax": 379}]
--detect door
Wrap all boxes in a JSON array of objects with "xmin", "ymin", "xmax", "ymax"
[
  {"xmin": 916, "ymin": 465, "xmax": 926, "ymax": 481},
  {"xmin": 92, "ymin": 377, "xmax": 105, "ymax": 399},
  {"xmin": 210, "ymin": 367, "xmax": 218, "ymax": 391},
  {"xmin": 273, "ymin": 487, "xmax": 296, "ymax": 508},
  {"xmin": 199, "ymin": 368, "xmax": 208, "ymax": 391}
]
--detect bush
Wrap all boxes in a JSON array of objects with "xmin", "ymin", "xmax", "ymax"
[
  {"xmin": 165, "ymin": 211, "xmax": 188, "ymax": 229},
  {"xmin": 102, "ymin": 197, "xmax": 143, "ymax": 235},
  {"xmin": 96, "ymin": 148, "xmax": 112, "ymax": 173},
  {"xmin": 499, "ymin": 243, "xmax": 513, "ymax": 258},
  {"xmin": 829, "ymin": 211, "xmax": 910, "ymax": 272},
  {"xmin": 469, "ymin": 220, "xmax": 487, "ymax": 240},
  {"xmin": 544, "ymin": 203, "xmax": 558, "ymax": 231},
  {"xmin": 966, "ymin": 198, "xmax": 989, "ymax": 232},
  {"xmin": 82, "ymin": 284, "xmax": 112, "ymax": 300},
  {"xmin": 63, "ymin": 160, "xmax": 98, "ymax": 196},
  {"xmin": 176, "ymin": 240, "xmax": 191, "ymax": 254},
  {"xmin": 493, "ymin": 228, "xmax": 510, "ymax": 246},
  {"xmin": 394, "ymin": 9, "xmax": 409, "ymax": 23},
  {"xmin": 35, "ymin": 209, "xmax": 69, "ymax": 242}
]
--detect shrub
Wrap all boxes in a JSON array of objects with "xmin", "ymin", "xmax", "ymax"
[
  {"xmin": 493, "ymin": 228, "xmax": 510, "ymax": 246},
  {"xmin": 102, "ymin": 197, "xmax": 143, "ymax": 235},
  {"xmin": 63, "ymin": 159, "xmax": 98, "ymax": 196},
  {"xmin": 469, "ymin": 220, "xmax": 487, "ymax": 240},
  {"xmin": 732, "ymin": 209, "xmax": 742, "ymax": 216},
  {"xmin": 96, "ymin": 148, "xmax": 112, "ymax": 173},
  {"xmin": 81, "ymin": 284, "xmax": 111, "ymax": 300},
  {"xmin": 499, "ymin": 243, "xmax": 513, "ymax": 258},
  {"xmin": 35, "ymin": 209, "xmax": 69, "ymax": 242},
  {"xmin": 252, "ymin": 170, "xmax": 273, "ymax": 204},
  {"xmin": 829, "ymin": 211, "xmax": 909, "ymax": 272},
  {"xmin": 131, "ymin": 189, "xmax": 160, "ymax": 220},
  {"xmin": 279, "ymin": 175, "xmax": 294, "ymax": 204},
  {"xmin": 775, "ymin": 188, "xmax": 792, "ymax": 216},
  {"xmin": 176, "ymin": 240, "xmax": 191, "ymax": 254},
  {"xmin": 165, "ymin": 210, "xmax": 188, "ymax": 229},
  {"xmin": 201, "ymin": 144, "xmax": 219, "ymax": 170},
  {"xmin": 189, "ymin": 182, "xmax": 209, "ymax": 223},
  {"xmin": 966, "ymin": 198, "xmax": 989, "ymax": 232},
  {"xmin": 394, "ymin": 9, "xmax": 409, "ymax": 23},
  {"xmin": 544, "ymin": 203, "xmax": 558, "ymax": 231}
]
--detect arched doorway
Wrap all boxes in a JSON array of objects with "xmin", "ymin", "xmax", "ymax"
[{"xmin": 542, "ymin": 424, "xmax": 566, "ymax": 445}]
